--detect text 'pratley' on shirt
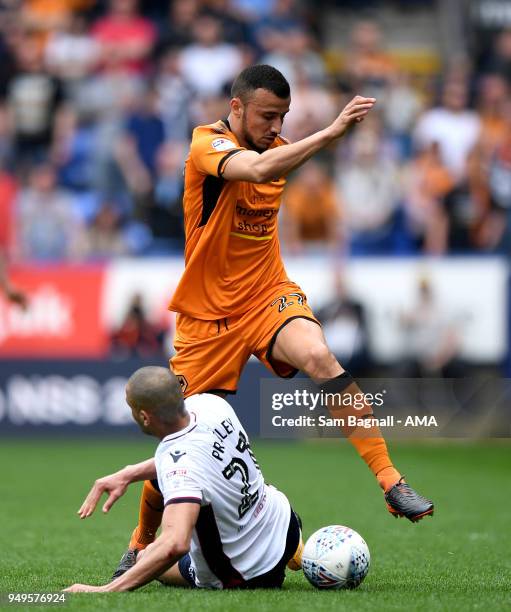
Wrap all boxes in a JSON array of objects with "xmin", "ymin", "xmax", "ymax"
[
  {"xmin": 154, "ymin": 393, "xmax": 291, "ymax": 588},
  {"xmin": 168, "ymin": 119, "xmax": 291, "ymax": 320}
]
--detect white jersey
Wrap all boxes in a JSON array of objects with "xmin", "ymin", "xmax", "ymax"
[{"xmin": 154, "ymin": 393, "xmax": 291, "ymax": 589}]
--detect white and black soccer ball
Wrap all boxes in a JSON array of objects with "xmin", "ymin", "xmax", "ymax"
[{"xmin": 302, "ymin": 525, "xmax": 370, "ymax": 589}]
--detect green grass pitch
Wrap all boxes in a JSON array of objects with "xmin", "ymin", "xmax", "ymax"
[{"xmin": 1, "ymin": 439, "xmax": 510, "ymax": 611}]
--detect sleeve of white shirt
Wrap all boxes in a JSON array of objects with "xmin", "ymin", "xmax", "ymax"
[{"xmin": 156, "ymin": 453, "xmax": 203, "ymax": 506}]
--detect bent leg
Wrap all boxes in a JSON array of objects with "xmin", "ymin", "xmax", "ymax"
[
  {"xmin": 271, "ymin": 318, "xmax": 401, "ymax": 491},
  {"xmin": 129, "ymin": 479, "xmax": 164, "ymax": 550},
  {"xmin": 270, "ymin": 317, "xmax": 342, "ymax": 380}
]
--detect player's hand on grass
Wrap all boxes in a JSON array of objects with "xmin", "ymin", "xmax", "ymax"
[
  {"xmin": 78, "ymin": 471, "xmax": 130, "ymax": 518},
  {"xmin": 328, "ymin": 95, "xmax": 376, "ymax": 138},
  {"xmin": 63, "ymin": 583, "xmax": 107, "ymax": 593}
]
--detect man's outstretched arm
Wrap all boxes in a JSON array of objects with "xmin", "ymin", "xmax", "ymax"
[
  {"xmin": 64, "ymin": 502, "xmax": 199, "ymax": 593},
  {"xmin": 77, "ymin": 458, "xmax": 157, "ymax": 518},
  {"xmin": 222, "ymin": 95, "xmax": 376, "ymax": 183}
]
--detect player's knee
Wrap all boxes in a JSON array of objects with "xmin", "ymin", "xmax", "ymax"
[{"xmin": 302, "ymin": 343, "xmax": 338, "ymax": 378}]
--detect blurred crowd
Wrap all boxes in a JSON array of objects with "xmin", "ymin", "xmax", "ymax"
[
  {"xmin": 1, "ymin": 0, "xmax": 511, "ymax": 261},
  {"xmin": 317, "ymin": 268, "xmax": 466, "ymax": 378}
]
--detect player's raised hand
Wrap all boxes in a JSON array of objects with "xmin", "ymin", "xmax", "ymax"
[
  {"xmin": 77, "ymin": 472, "xmax": 129, "ymax": 518},
  {"xmin": 328, "ymin": 95, "xmax": 376, "ymax": 138}
]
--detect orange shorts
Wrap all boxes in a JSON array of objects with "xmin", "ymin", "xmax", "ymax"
[{"xmin": 170, "ymin": 282, "xmax": 320, "ymax": 397}]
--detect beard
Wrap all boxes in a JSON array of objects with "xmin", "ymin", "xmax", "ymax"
[{"xmin": 241, "ymin": 114, "xmax": 270, "ymax": 153}]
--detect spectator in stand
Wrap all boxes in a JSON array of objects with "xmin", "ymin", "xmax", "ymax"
[
  {"xmin": 179, "ymin": 14, "xmax": 243, "ymax": 97},
  {"xmin": 113, "ymin": 108, "xmax": 154, "ymax": 212},
  {"xmin": 398, "ymin": 276, "xmax": 463, "ymax": 378},
  {"xmin": 191, "ymin": 92, "xmax": 231, "ymax": 129},
  {"xmin": 7, "ymin": 36, "xmax": 64, "ymax": 169},
  {"xmin": 115, "ymin": 137, "xmax": 186, "ymax": 253},
  {"xmin": 50, "ymin": 107, "xmax": 113, "ymax": 233},
  {"xmin": 343, "ymin": 20, "xmax": 398, "ymax": 95},
  {"xmin": 336, "ymin": 124, "xmax": 402, "ymax": 255},
  {"xmin": 251, "ymin": 0, "xmax": 302, "ymax": 49},
  {"xmin": 51, "ymin": 106, "xmax": 98, "ymax": 202},
  {"xmin": 476, "ymin": 73, "xmax": 509, "ymax": 158},
  {"xmin": 157, "ymin": 0, "xmax": 199, "ymax": 52},
  {"xmin": 381, "ymin": 71, "xmax": 423, "ymax": 160},
  {"xmin": 78, "ymin": 60, "xmax": 145, "ymax": 122},
  {"xmin": 437, "ymin": 166, "xmax": 472, "ymax": 252},
  {"xmin": 435, "ymin": 74, "xmax": 511, "ymax": 254},
  {"xmin": 282, "ymin": 67, "xmax": 336, "ymax": 141},
  {"xmin": 16, "ymin": 162, "xmax": 82, "ymax": 261},
  {"xmin": 413, "ymin": 79, "xmax": 481, "ymax": 184},
  {"xmin": 481, "ymin": 29, "xmax": 511, "ymax": 85},
  {"xmin": 21, "ymin": 0, "xmax": 74, "ymax": 51},
  {"xmin": 92, "ymin": 0, "xmax": 157, "ymax": 76},
  {"xmin": 477, "ymin": 130, "xmax": 511, "ymax": 253},
  {"xmin": 261, "ymin": 26, "xmax": 326, "ymax": 87},
  {"xmin": 121, "ymin": 85, "xmax": 166, "ymax": 179},
  {"xmin": 82, "ymin": 72, "xmax": 144, "ymax": 202},
  {"xmin": 1, "ymin": 1, "xmax": 506, "ymax": 265},
  {"xmin": 437, "ymin": 142, "xmax": 503, "ymax": 254},
  {"xmin": 155, "ymin": 47, "xmax": 193, "ymax": 141},
  {"xmin": 401, "ymin": 142, "xmax": 452, "ymax": 254},
  {"xmin": 282, "ymin": 159, "xmax": 340, "ymax": 253},
  {"xmin": 149, "ymin": 141, "xmax": 186, "ymax": 251},
  {"xmin": 316, "ymin": 268, "xmax": 371, "ymax": 377},
  {"xmin": 74, "ymin": 200, "xmax": 129, "ymax": 260},
  {"xmin": 202, "ymin": 0, "xmax": 250, "ymax": 46},
  {"xmin": 111, "ymin": 293, "xmax": 164, "ymax": 358},
  {"xmin": 45, "ymin": 11, "xmax": 99, "ymax": 85}
]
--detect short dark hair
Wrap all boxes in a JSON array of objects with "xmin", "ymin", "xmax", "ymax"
[
  {"xmin": 126, "ymin": 366, "xmax": 186, "ymax": 424},
  {"xmin": 231, "ymin": 64, "xmax": 290, "ymax": 102}
]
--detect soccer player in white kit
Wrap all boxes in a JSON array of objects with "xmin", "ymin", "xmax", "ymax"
[{"xmin": 64, "ymin": 366, "xmax": 302, "ymax": 593}]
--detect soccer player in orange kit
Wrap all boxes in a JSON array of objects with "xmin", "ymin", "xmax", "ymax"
[{"xmin": 112, "ymin": 64, "xmax": 433, "ymax": 577}]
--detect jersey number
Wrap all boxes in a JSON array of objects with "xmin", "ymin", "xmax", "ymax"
[
  {"xmin": 222, "ymin": 432, "xmax": 260, "ymax": 519},
  {"xmin": 270, "ymin": 292, "xmax": 305, "ymax": 312}
]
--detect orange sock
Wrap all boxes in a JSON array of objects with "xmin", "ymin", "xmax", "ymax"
[
  {"xmin": 129, "ymin": 480, "xmax": 164, "ymax": 550},
  {"xmin": 321, "ymin": 373, "xmax": 401, "ymax": 492},
  {"xmin": 349, "ymin": 437, "xmax": 401, "ymax": 492}
]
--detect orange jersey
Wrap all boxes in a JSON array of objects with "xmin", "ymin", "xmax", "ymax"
[{"xmin": 169, "ymin": 119, "xmax": 290, "ymax": 319}]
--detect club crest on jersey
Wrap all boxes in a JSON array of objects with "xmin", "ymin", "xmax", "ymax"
[
  {"xmin": 211, "ymin": 138, "xmax": 237, "ymax": 152},
  {"xmin": 169, "ymin": 449, "xmax": 187, "ymax": 463},
  {"xmin": 176, "ymin": 374, "xmax": 188, "ymax": 393}
]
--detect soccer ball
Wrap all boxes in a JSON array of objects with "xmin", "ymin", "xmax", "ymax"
[{"xmin": 302, "ymin": 525, "xmax": 370, "ymax": 589}]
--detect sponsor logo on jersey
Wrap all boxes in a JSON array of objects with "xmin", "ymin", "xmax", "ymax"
[
  {"xmin": 170, "ymin": 449, "xmax": 187, "ymax": 463},
  {"xmin": 166, "ymin": 469, "xmax": 188, "ymax": 478},
  {"xmin": 211, "ymin": 138, "xmax": 237, "ymax": 152}
]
